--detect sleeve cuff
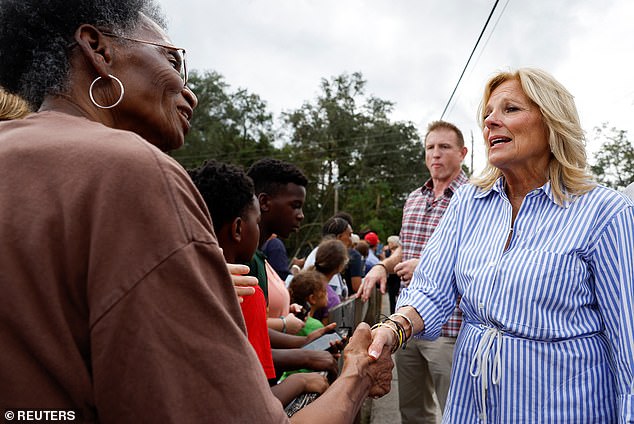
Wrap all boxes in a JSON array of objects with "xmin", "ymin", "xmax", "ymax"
[{"xmin": 619, "ymin": 394, "xmax": 634, "ymax": 423}]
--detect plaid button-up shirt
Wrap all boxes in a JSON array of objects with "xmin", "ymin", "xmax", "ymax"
[{"xmin": 400, "ymin": 170, "xmax": 468, "ymax": 337}]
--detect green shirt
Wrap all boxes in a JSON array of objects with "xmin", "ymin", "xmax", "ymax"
[
  {"xmin": 297, "ymin": 316, "xmax": 324, "ymax": 337},
  {"xmin": 246, "ymin": 249, "xmax": 268, "ymax": 303}
]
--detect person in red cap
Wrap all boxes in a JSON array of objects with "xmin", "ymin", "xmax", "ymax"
[{"xmin": 363, "ymin": 232, "xmax": 381, "ymax": 270}]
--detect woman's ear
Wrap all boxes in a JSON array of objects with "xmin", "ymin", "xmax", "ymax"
[
  {"xmin": 73, "ymin": 24, "xmax": 113, "ymax": 79},
  {"xmin": 231, "ymin": 217, "xmax": 243, "ymax": 242}
]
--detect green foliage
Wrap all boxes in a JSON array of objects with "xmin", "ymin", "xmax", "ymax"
[
  {"xmin": 590, "ymin": 123, "xmax": 634, "ymax": 189},
  {"xmin": 172, "ymin": 70, "xmax": 427, "ymax": 255},
  {"xmin": 282, "ymin": 72, "xmax": 426, "ymax": 250},
  {"xmin": 170, "ymin": 70, "xmax": 277, "ymax": 170}
]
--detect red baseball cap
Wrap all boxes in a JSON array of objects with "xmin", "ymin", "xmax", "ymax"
[{"xmin": 364, "ymin": 232, "xmax": 380, "ymax": 247}]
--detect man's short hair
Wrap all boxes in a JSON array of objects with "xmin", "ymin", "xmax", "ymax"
[
  {"xmin": 189, "ymin": 160, "xmax": 254, "ymax": 234},
  {"xmin": 246, "ymin": 158, "xmax": 308, "ymax": 196},
  {"xmin": 425, "ymin": 120, "xmax": 465, "ymax": 148}
]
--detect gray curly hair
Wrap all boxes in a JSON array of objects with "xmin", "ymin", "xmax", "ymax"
[{"xmin": 0, "ymin": 0, "xmax": 165, "ymax": 108}]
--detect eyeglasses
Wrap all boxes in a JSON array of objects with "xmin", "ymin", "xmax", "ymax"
[{"xmin": 101, "ymin": 32, "xmax": 188, "ymax": 86}]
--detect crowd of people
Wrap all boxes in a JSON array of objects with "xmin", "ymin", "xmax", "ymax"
[{"xmin": 1, "ymin": 0, "xmax": 633, "ymax": 423}]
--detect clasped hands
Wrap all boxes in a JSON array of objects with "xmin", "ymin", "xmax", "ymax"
[{"xmin": 227, "ymin": 263, "xmax": 394, "ymax": 398}]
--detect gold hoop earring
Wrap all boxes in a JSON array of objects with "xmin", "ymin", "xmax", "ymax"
[{"xmin": 89, "ymin": 74, "xmax": 125, "ymax": 109}]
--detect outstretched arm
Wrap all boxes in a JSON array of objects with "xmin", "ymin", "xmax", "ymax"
[
  {"xmin": 357, "ymin": 246, "xmax": 402, "ymax": 301},
  {"xmin": 271, "ymin": 372, "xmax": 329, "ymax": 407},
  {"xmin": 290, "ymin": 323, "xmax": 394, "ymax": 424}
]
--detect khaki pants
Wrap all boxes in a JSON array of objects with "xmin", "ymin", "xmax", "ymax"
[{"xmin": 396, "ymin": 336, "xmax": 455, "ymax": 424}]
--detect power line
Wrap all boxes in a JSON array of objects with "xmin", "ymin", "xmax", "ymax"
[
  {"xmin": 174, "ymin": 142, "xmax": 425, "ymax": 170},
  {"xmin": 441, "ymin": 0, "xmax": 510, "ymax": 119},
  {"xmin": 472, "ymin": 0, "xmax": 510, "ymax": 68},
  {"xmin": 440, "ymin": 0, "xmax": 501, "ymax": 120},
  {"xmin": 173, "ymin": 131, "xmax": 424, "ymax": 164}
]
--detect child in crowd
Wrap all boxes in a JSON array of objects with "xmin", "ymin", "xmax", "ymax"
[
  {"xmin": 288, "ymin": 270, "xmax": 328, "ymax": 336},
  {"xmin": 307, "ymin": 238, "xmax": 349, "ymax": 320},
  {"xmin": 189, "ymin": 159, "xmax": 328, "ymax": 407},
  {"xmin": 245, "ymin": 158, "xmax": 341, "ymax": 382}
]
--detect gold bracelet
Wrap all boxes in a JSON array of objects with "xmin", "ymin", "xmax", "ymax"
[
  {"xmin": 391, "ymin": 312, "xmax": 414, "ymax": 340},
  {"xmin": 383, "ymin": 318, "xmax": 405, "ymax": 350},
  {"xmin": 371, "ymin": 322, "xmax": 402, "ymax": 353}
]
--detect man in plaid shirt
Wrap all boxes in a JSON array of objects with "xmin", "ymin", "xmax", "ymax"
[{"xmin": 359, "ymin": 120, "xmax": 467, "ymax": 423}]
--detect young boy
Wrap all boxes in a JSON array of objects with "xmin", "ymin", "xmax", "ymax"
[
  {"xmin": 246, "ymin": 158, "xmax": 340, "ymax": 378},
  {"xmin": 190, "ymin": 160, "xmax": 328, "ymax": 406}
]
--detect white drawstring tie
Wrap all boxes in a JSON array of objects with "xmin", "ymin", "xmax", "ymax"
[{"xmin": 469, "ymin": 326, "xmax": 503, "ymax": 423}]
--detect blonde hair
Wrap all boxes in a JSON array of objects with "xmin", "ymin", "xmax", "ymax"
[
  {"xmin": 0, "ymin": 89, "xmax": 31, "ymax": 121},
  {"xmin": 472, "ymin": 68, "xmax": 595, "ymax": 205}
]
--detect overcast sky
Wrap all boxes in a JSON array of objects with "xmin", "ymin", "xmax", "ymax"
[{"xmin": 157, "ymin": 0, "xmax": 634, "ymax": 174}]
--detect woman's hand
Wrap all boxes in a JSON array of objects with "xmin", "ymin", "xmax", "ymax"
[
  {"xmin": 226, "ymin": 263, "xmax": 257, "ymax": 303},
  {"xmin": 368, "ymin": 323, "xmax": 397, "ymax": 361},
  {"xmin": 344, "ymin": 322, "xmax": 394, "ymax": 398},
  {"xmin": 368, "ymin": 307, "xmax": 422, "ymax": 360}
]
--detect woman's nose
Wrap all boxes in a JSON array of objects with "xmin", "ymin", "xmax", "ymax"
[
  {"xmin": 484, "ymin": 111, "xmax": 500, "ymax": 128},
  {"xmin": 182, "ymin": 85, "xmax": 198, "ymax": 109}
]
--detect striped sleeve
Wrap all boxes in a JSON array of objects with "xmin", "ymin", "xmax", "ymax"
[
  {"xmin": 590, "ymin": 205, "xmax": 634, "ymax": 422},
  {"xmin": 396, "ymin": 186, "xmax": 465, "ymax": 339}
]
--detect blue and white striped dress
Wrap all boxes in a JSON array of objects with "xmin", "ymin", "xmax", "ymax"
[{"xmin": 397, "ymin": 178, "xmax": 634, "ymax": 423}]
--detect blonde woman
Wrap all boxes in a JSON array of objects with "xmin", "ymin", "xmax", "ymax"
[{"xmin": 369, "ymin": 68, "xmax": 634, "ymax": 423}]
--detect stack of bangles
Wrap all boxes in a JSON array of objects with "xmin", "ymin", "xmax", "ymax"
[{"xmin": 371, "ymin": 313, "xmax": 414, "ymax": 354}]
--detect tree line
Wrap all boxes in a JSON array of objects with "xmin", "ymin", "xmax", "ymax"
[
  {"xmin": 171, "ymin": 70, "xmax": 634, "ymax": 256},
  {"xmin": 171, "ymin": 70, "xmax": 427, "ymax": 255}
]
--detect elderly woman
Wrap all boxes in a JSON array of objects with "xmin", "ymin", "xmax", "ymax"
[
  {"xmin": 368, "ymin": 68, "xmax": 634, "ymax": 423},
  {"xmin": 0, "ymin": 1, "xmax": 392, "ymax": 422}
]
